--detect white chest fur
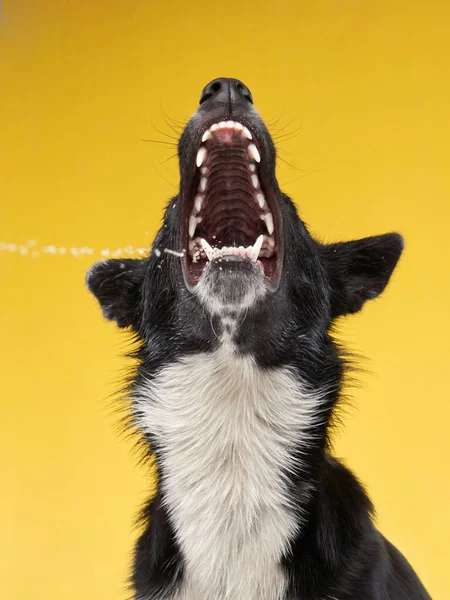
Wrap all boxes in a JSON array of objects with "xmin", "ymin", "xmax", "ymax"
[{"xmin": 135, "ymin": 349, "xmax": 322, "ymax": 600}]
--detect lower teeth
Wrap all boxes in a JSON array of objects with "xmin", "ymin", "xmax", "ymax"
[{"xmin": 200, "ymin": 235, "xmax": 264, "ymax": 263}]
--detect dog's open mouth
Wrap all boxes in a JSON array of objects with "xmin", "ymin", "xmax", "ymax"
[{"xmin": 181, "ymin": 120, "xmax": 282, "ymax": 290}]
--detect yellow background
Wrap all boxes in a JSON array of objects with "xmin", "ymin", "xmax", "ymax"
[{"xmin": 1, "ymin": 1, "xmax": 449, "ymax": 598}]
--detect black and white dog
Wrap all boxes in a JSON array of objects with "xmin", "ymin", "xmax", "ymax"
[{"xmin": 87, "ymin": 78, "xmax": 431, "ymax": 600}]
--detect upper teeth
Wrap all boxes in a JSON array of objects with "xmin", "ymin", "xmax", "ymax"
[
  {"xmin": 194, "ymin": 195, "xmax": 203, "ymax": 213},
  {"xmin": 201, "ymin": 130, "xmax": 212, "ymax": 142},
  {"xmin": 261, "ymin": 212, "xmax": 274, "ymax": 235},
  {"xmin": 202, "ymin": 120, "xmax": 253, "ymax": 140},
  {"xmin": 189, "ymin": 215, "xmax": 202, "ymax": 238},
  {"xmin": 196, "ymin": 146, "xmax": 207, "ymax": 167},
  {"xmin": 257, "ymin": 192, "xmax": 267, "ymax": 209},
  {"xmin": 248, "ymin": 144, "xmax": 260, "ymax": 163},
  {"xmin": 187, "ymin": 119, "xmax": 275, "ymax": 253}
]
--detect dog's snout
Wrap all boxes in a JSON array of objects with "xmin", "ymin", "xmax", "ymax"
[{"xmin": 199, "ymin": 78, "xmax": 253, "ymax": 107}]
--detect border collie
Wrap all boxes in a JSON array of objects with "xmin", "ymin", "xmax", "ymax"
[{"xmin": 87, "ymin": 78, "xmax": 431, "ymax": 600}]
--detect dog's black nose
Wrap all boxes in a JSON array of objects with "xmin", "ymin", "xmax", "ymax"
[{"xmin": 199, "ymin": 78, "xmax": 253, "ymax": 106}]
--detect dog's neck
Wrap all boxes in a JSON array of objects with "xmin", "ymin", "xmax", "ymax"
[{"xmin": 134, "ymin": 332, "xmax": 328, "ymax": 599}]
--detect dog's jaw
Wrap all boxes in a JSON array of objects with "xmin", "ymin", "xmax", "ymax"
[
  {"xmin": 179, "ymin": 102, "xmax": 284, "ymax": 303},
  {"xmin": 194, "ymin": 256, "xmax": 267, "ymax": 317}
]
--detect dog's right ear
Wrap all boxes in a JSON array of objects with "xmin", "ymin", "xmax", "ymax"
[{"xmin": 86, "ymin": 259, "xmax": 147, "ymax": 329}]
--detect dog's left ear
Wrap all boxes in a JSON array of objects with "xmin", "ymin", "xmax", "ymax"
[
  {"xmin": 86, "ymin": 259, "xmax": 147, "ymax": 329},
  {"xmin": 320, "ymin": 233, "xmax": 404, "ymax": 318}
]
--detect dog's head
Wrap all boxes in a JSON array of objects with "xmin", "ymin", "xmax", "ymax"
[{"xmin": 87, "ymin": 78, "xmax": 403, "ymax": 365}]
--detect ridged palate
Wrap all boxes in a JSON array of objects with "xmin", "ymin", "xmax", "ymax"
[
  {"xmin": 188, "ymin": 119, "xmax": 276, "ymax": 263},
  {"xmin": 200, "ymin": 145, "xmax": 261, "ymax": 240}
]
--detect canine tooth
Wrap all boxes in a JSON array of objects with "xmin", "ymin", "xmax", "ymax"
[
  {"xmin": 251, "ymin": 174, "xmax": 259, "ymax": 189},
  {"xmin": 196, "ymin": 146, "xmax": 207, "ymax": 167},
  {"xmin": 199, "ymin": 177, "xmax": 207, "ymax": 192},
  {"xmin": 257, "ymin": 192, "xmax": 266, "ymax": 209},
  {"xmin": 202, "ymin": 130, "xmax": 212, "ymax": 142},
  {"xmin": 194, "ymin": 195, "xmax": 203, "ymax": 213},
  {"xmin": 248, "ymin": 143, "xmax": 260, "ymax": 162},
  {"xmin": 189, "ymin": 215, "xmax": 202, "ymax": 238},
  {"xmin": 200, "ymin": 238, "xmax": 214, "ymax": 261},
  {"xmin": 251, "ymin": 235, "xmax": 264, "ymax": 262},
  {"xmin": 242, "ymin": 127, "xmax": 252, "ymax": 140},
  {"xmin": 189, "ymin": 215, "xmax": 197, "ymax": 238},
  {"xmin": 261, "ymin": 212, "xmax": 274, "ymax": 235}
]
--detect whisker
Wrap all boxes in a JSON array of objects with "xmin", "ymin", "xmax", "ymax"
[
  {"xmin": 269, "ymin": 116, "xmax": 299, "ymax": 134},
  {"xmin": 277, "ymin": 154, "xmax": 304, "ymax": 172},
  {"xmin": 160, "ymin": 104, "xmax": 186, "ymax": 129},
  {"xmin": 271, "ymin": 124, "xmax": 304, "ymax": 142},
  {"xmin": 151, "ymin": 161, "xmax": 177, "ymax": 189},
  {"xmin": 150, "ymin": 118, "xmax": 179, "ymax": 141},
  {"xmin": 161, "ymin": 153, "xmax": 178, "ymax": 164},
  {"xmin": 265, "ymin": 115, "xmax": 284, "ymax": 129},
  {"xmin": 160, "ymin": 110, "xmax": 185, "ymax": 135},
  {"xmin": 140, "ymin": 139, "xmax": 177, "ymax": 147},
  {"xmin": 279, "ymin": 168, "xmax": 323, "ymax": 186}
]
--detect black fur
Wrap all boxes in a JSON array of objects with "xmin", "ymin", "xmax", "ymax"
[{"xmin": 87, "ymin": 78, "xmax": 430, "ymax": 599}]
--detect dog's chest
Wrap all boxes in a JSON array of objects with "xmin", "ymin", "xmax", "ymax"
[{"xmin": 136, "ymin": 349, "xmax": 317, "ymax": 600}]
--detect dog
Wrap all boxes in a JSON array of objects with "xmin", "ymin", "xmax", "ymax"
[{"xmin": 87, "ymin": 78, "xmax": 431, "ymax": 600}]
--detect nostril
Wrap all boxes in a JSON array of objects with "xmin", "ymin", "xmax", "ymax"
[
  {"xmin": 236, "ymin": 81, "xmax": 253, "ymax": 104},
  {"xmin": 199, "ymin": 93, "xmax": 211, "ymax": 105},
  {"xmin": 199, "ymin": 78, "xmax": 253, "ymax": 105},
  {"xmin": 199, "ymin": 79, "xmax": 224, "ymax": 104}
]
